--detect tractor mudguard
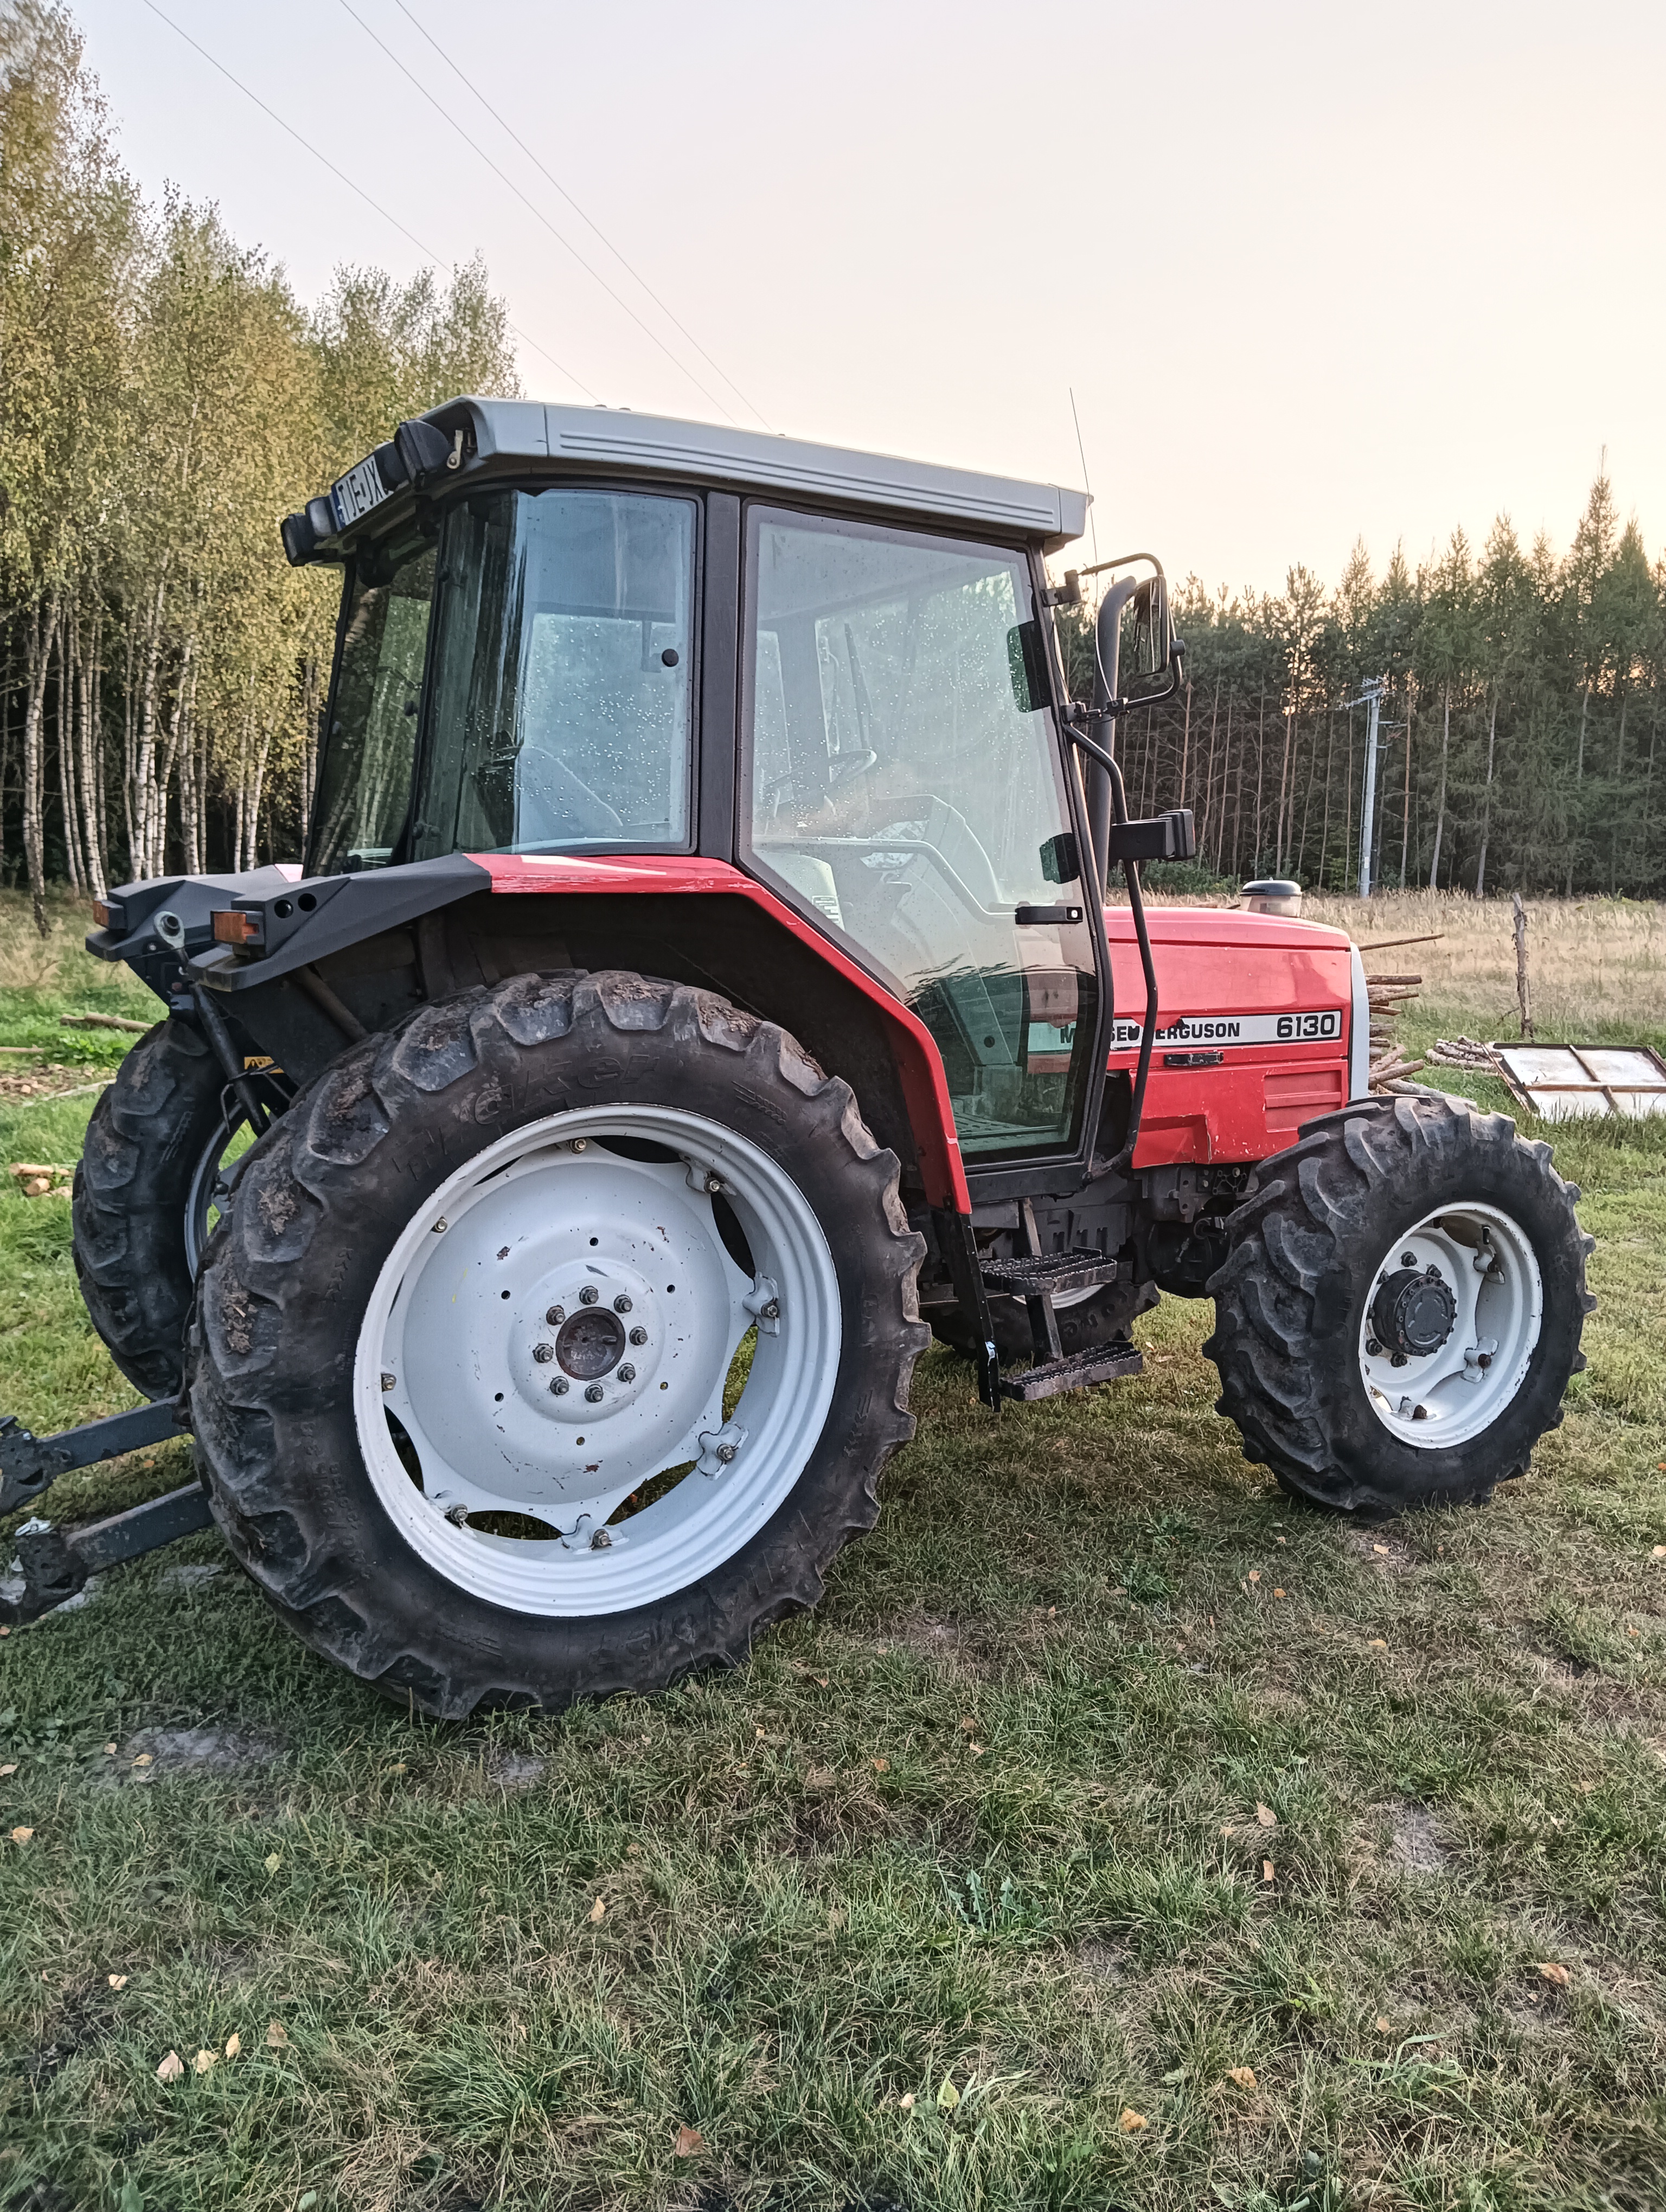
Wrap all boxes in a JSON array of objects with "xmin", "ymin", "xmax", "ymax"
[{"xmin": 89, "ymin": 851, "xmax": 973, "ymax": 1214}]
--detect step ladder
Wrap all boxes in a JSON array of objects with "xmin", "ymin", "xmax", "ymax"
[{"xmin": 978, "ymin": 1201, "xmax": 1144, "ymax": 1403}]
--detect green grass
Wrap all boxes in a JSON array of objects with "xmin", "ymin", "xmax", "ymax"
[{"xmin": 2, "ymin": 910, "xmax": 1665, "ymax": 2210}]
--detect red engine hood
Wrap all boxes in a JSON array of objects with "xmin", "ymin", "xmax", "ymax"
[{"xmin": 1104, "ymin": 904, "xmax": 1359, "ymax": 1167}]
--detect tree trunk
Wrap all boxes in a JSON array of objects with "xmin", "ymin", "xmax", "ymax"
[
  {"xmin": 1568, "ymin": 680, "xmax": 1590, "ymax": 895},
  {"xmin": 1342, "ymin": 706, "xmax": 1354, "ymax": 898},
  {"xmin": 21, "ymin": 592, "xmax": 62, "ymax": 936},
  {"xmin": 55, "ymin": 616, "xmax": 81, "ymax": 896},
  {"xmin": 1273, "ymin": 708, "xmax": 1293, "ymax": 874},
  {"xmin": 1399, "ymin": 682, "xmax": 1413, "ymax": 888},
  {"xmin": 133, "ymin": 578, "xmax": 166, "ymax": 878},
  {"xmin": 246, "ymin": 717, "xmax": 274, "ymax": 867},
  {"xmin": 1427, "ymin": 682, "xmax": 1451, "ymax": 890},
  {"xmin": 1611, "ymin": 687, "xmax": 1627, "ymax": 892},
  {"xmin": 1475, "ymin": 684, "xmax": 1498, "ymax": 898}
]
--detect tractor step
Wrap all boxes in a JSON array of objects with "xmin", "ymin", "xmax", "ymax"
[
  {"xmin": 980, "ymin": 1251, "xmax": 1119, "ymax": 1298},
  {"xmin": 999, "ymin": 1341, "xmax": 1144, "ymax": 1401}
]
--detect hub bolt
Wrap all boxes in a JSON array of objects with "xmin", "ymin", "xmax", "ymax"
[
  {"xmin": 546, "ymin": 1304, "xmax": 565, "ymax": 1326},
  {"xmin": 617, "ymin": 1364, "xmax": 636, "ymax": 1383},
  {"xmin": 533, "ymin": 1342, "xmax": 555, "ymax": 1363},
  {"xmin": 569, "ymin": 1137, "xmax": 588, "ymax": 1152},
  {"xmin": 590, "ymin": 1527, "xmax": 612, "ymax": 1550},
  {"xmin": 613, "ymin": 1294, "xmax": 632, "ymax": 1313},
  {"xmin": 550, "ymin": 1378, "xmax": 569, "ymax": 1397},
  {"xmin": 445, "ymin": 1503, "xmax": 470, "ymax": 1526},
  {"xmin": 629, "ymin": 1326, "xmax": 648, "ymax": 1346},
  {"xmin": 579, "ymin": 1285, "xmax": 599, "ymax": 1306},
  {"xmin": 716, "ymin": 1442, "xmax": 737, "ymax": 1464},
  {"xmin": 381, "ymin": 1371, "xmax": 396, "ymax": 1392},
  {"xmin": 585, "ymin": 1383, "xmax": 605, "ymax": 1403}
]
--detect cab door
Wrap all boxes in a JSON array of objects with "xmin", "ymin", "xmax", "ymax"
[{"xmin": 740, "ymin": 506, "xmax": 1102, "ymax": 1167}]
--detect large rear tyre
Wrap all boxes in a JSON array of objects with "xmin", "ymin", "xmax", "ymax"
[
  {"xmin": 187, "ymin": 972, "xmax": 927, "ymax": 1718},
  {"xmin": 1203, "ymin": 1094, "xmax": 1594, "ymax": 1515},
  {"xmin": 72, "ymin": 1019, "xmax": 284, "ymax": 1400}
]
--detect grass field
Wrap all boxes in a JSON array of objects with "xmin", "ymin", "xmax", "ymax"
[{"xmin": 2, "ymin": 889, "xmax": 1664, "ymax": 2212}]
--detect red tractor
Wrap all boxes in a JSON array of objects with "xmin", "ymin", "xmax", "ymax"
[{"xmin": 50, "ymin": 401, "xmax": 1588, "ymax": 1713}]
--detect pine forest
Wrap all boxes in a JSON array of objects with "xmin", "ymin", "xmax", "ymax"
[{"xmin": 4, "ymin": 3, "xmax": 1663, "ymax": 932}]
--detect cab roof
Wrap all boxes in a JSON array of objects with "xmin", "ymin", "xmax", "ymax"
[{"xmin": 377, "ymin": 396, "xmax": 1091, "ymax": 554}]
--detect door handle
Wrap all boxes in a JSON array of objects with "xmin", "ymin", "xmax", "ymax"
[{"xmin": 1014, "ymin": 904, "xmax": 1082, "ymax": 925}]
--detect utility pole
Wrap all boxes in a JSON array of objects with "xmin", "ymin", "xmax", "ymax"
[{"xmin": 1347, "ymin": 677, "xmax": 1386, "ymax": 896}]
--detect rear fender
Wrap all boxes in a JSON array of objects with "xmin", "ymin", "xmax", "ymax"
[{"xmin": 161, "ymin": 852, "xmax": 969, "ymax": 1211}]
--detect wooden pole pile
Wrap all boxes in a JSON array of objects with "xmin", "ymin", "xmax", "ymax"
[{"xmin": 1354, "ymin": 932, "xmax": 1442, "ymax": 1091}]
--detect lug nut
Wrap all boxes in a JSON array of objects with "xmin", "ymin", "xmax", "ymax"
[
  {"xmin": 1400, "ymin": 1251, "xmax": 1415, "ymax": 1266},
  {"xmin": 617, "ymin": 1363, "xmax": 636, "ymax": 1383},
  {"xmin": 585, "ymin": 1383, "xmax": 605, "ymax": 1403},
  {"xmin": 705, "ymin": 1173, "xmax": 724, "ymax": 1194},
  {"xmin": 579, "ymin": 1285, "xmax": 599, "ymax": 1306},
  {"xmin": 715, "ymin": 1442, "xmax": 737, "ymax": 1464},
  {"xmin": 1391, "ymin": 1353, "xmax": 1407, "ymax": 1368},
  {"xmin": 381, "ymin": 1371, "xmax": 397, "ymax": 1391},
  {"xmin": 546, "ymin": 1304, "xmax": 565, "ymax": 1325},
  {"xmin": 629, "ymin": 1326, "xmax": 647, "ymax": 1346},
  {"xmin": 1364, "ymin": 1339, "xmax": 1381, "ymax": 1358},
  {"xmin": 550, "ymin": 1378, "xmax": 569, "ymax": 1396},
  {"xmin": 590, "ymin": 1527, "xmax": 612, "ymax": 1550},
  {"xmin": 445, "ymin": 1503, "xmax": 470, "ymax": 1526},
  {"xmin": 533, "ymin": 1342, "xmax": 555, "ymax": 1362},
  {"xmin": 760, "ymin": 1300, "xmax": 780, "ymax": 1321},
  {"xmin": 613, "ymin": 1294, "xmax": 632, "ymax": 1313},
  {"xmin": 569, "ymin": 1137, "xmax": 588, "ymax": 1152}
]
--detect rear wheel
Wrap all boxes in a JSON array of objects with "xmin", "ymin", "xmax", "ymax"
[
  {"xmin": 1204, "ymin": 1094, "xmax": 1594, "ymax": 1515},
  {"xmin": 188, "ymin": 972, "xmax": 927, "ymax": 1717},
  {"xmin": 72, "ymin": 1018, "xmax": 286, "ymax": 1400}
]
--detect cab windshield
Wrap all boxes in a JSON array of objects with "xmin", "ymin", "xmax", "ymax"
[{"xmin": 309, "ymin": 487, "xmax": 696, "ymax": 874}]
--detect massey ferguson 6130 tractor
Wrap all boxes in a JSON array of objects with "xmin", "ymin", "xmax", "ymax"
[{"xmin": 8, "ymin": 401, "xmax": 1592, "ymax": 1711}]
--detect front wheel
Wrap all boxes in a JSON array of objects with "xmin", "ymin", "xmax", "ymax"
[
  {"xmin": 1203, "ymin": 1094, "xmax": 1594, "ymax": 1515},
  {"xmin": 187, "ymin": 972, "xmax": 927, "ymax": 1717},
  {"xmin": 73, "ymin": 1018, "xmax": 288, "ymax": 1400}
]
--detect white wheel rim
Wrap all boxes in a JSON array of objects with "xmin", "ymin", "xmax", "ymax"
[
  {"xmin": 1357, "ymin": 1202, "xmax": 1542, "ymax": 1449},
  {"xmin": 355, "ymin": 1105, "xmax": 842, "ymax": 1615}
]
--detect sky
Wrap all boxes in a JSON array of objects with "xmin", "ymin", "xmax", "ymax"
[{"xmin": 71, "ymin": 0, "xmax": 1666, "ymax": 596}]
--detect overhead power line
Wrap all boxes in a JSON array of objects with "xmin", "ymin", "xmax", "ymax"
[
  {"xmin": 339, "ymin": 0, "xmax": 752, "ymax": 429},
  {"xmin": 136, "ymin": 0, "xmax": 598, "ymax": 402},
  {"xmin": 390, "ymin": 0, "xmax": 771, "ymax": 431}
]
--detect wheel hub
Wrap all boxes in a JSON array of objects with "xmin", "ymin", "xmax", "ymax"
[
  {"xmin": 554, "ymin": 1306, "xmax": 626, "ymax": 1378},
  {"xmin": 1369, "ymin": 1265, "xmax": 1457, "ymax": 1361}
]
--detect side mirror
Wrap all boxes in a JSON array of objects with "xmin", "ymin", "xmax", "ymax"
[{"xmin": 1122, "ymin": 576, "xmax": 1172, "ymax": 695}]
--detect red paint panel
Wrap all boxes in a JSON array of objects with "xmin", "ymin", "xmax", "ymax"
[
  {"xmin": 470, "ymin": 852, "xmax": 971, "ymax": 1210},
  {"xmin": 1103, "ymin": 905, "xmax": 1356, "ymax": 1168}
]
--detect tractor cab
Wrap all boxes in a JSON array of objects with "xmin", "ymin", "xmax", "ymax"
[{"xmin": 278, "ymin": 398, "xmax": 1186, "ymax": 1175}]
